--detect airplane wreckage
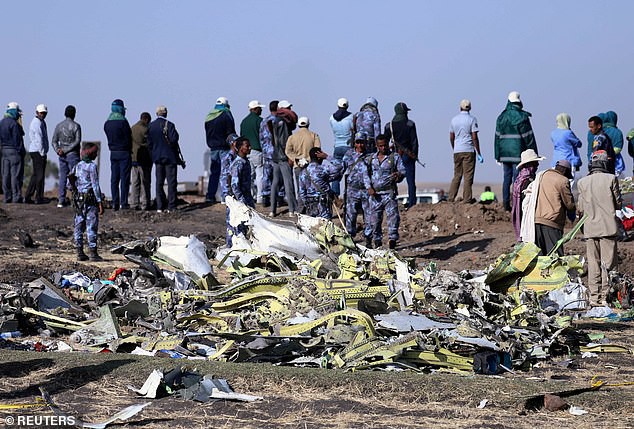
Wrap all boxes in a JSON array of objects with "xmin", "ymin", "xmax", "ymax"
[{"xmin": 2, "ymin": 197, "xmax": 633, "ymax": 375}]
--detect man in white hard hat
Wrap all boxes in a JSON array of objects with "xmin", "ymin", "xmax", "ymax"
[
  {"xmin": 240, "ymin": 100, "xmax": 265, "ymax": 204},
  {"xmin": 329, "ymin": 97, "xmax": 354, "ymax": 197},
  {"xmin": 286, "ymin": 116, "xmax": 321, "ymax": 213},
  {"xmin": 494, "ymin": 91, "xmax": 538, "ymax": 211},
  {"xmin": 204, "ymin": 96, "xmax": 235, "ymax": 203},
  {"xmin": 25, "ymin": 104, "xmax": 49, "ymax": 204}
]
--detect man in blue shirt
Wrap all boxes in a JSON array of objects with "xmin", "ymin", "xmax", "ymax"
[{"xmin": 448, "ymin": 99, "xmax": 483, "ymax": 204}]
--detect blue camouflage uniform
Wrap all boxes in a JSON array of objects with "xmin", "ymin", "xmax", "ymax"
[
  {"xmin": 369, "ymin": 151, "xmax": 405, "ymax": 243},
  {"xmin": 299, "ymin": 159, "xmax": 344, "ymax": 219},
  {"xmin": 259, "ymin": 114, "xmax": 274, "ymax": 198},
  {"xmin": 226, "ymin": 155, "xmax": 254, "ymax": 246},
  {"xmin": 220, "ymin": 150, "xmax": 237, "ymax": 202},
  {"xmin": 354, "ymin": 104, "xmax": 381, "ymax": 152},
  {"xmin": 343, "ymin": 148, "xmax": 372, "ymax": 238},
  {"xmin": 72, "ymin": 159, "xmax": 102, "ymax": 250}
]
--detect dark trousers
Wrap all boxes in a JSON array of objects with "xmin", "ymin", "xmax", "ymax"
[
  {"xmin": 535, "ymin": 223, "xmax": 563, "ymax": 256},
  {"xmin": 58, "ymin": 151, "xmax": 79, "ymax": 203},
  {"xmin": 155, "ymin": 163, "xmax": 177, "ymax": 210},
  {"xmin": 1, "ymin": 147, "xmax": 22, "ymax": 202},
  {"xmin": 18, "ymin": 149, "xmax": 25, "ymax": 192},
  {"xmin": 206, "ymin": 149, "xmax": 227, "ymax": 202},
  {"xmin": 447, "ymin": 152, "xmax": 475, "ymax": 201},
  {"xmin": 25, "ymin": 152, "xmax": 47, "ymax": 202},
  {"xmin": 110, "ymin": 151, "xmax": 131, "ymax": 209},
  {"xmin": 402, "ymin": 154, "xmax": 416, "ymax": 208},
  {"xmin": 502, "ymin": 162, "xmax": 519, "ymax": 209}
]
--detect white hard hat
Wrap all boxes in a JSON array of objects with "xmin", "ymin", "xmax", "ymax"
[
  {"xmin": 298, "ymin": 116, "xmax": 310, "ymax": 127},
  {"xmin": 508, "ymin": 91, "xmax": 521, "ymax": 103},
  {"xmin": 337, "ymin": 97, "xmax": 348, "ymax": 108},
  {"xmin": 278, "ymin": 100, "xmax": 292, "ymax": 109},
  {"xmin": 216, "ymin": 96, "xmax": 229, "ymax": 106},
  {"xmin": 248, "ymin": 100, "xmax": 264, "ymax": 109},
  {"xmin": 36, "ymin": 104, "xmax": 48, "ymax": 113}
]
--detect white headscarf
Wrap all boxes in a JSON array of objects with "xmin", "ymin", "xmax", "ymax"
[{"xmin": 556, "ymin": 113, "xmax": 571, "ymax": 130}]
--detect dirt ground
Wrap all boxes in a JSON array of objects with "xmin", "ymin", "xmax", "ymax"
[{"xmin": 1, "ymin": 191, "xmax": 633, "ymax": 428}]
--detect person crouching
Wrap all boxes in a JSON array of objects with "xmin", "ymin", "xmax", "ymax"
[
  {"xmin": 299, "ymin": 147, "xmax": 343, "ymax": 219},
  {"xmin": 69, "ymin": 142, "xmax": 104, "ymax": 261}
]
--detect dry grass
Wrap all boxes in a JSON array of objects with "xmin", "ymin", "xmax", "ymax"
[{"xmin": 1, "ymin": 336, "xmax": 633, "ymax": 429}]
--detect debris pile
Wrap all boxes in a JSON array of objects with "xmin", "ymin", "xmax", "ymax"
[{"xmin": 1, "ymin": 198, "xmax": 632, "ymax": 374}]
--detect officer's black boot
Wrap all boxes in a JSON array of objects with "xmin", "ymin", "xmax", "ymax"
[
  {"xmin": 388, "ymin": 239, "xmax": 397, "ymax": 250},
  {"xmin": 77, "ymin": 247, "xmax": 89, "ymax": 262},
  {"xmin": 262, "ymin": 195, "xmax": 271, "ymax": 207},
  {"xmin": 365, "ymin": 236, "xmax": 373, "ymax": 248},
  {"xmin": 89, "ymin": 247, "xmax": 103, "ymax": 262}
]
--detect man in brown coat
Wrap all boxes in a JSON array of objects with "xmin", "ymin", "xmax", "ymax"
[
  {"xmin": 534, "ymin": 159, "xmax": 575, "ymax": 256},
  {"xmin": 129, "ymin": 112, "xmax": 152, "ymax": 210},
  {"xmin": 577, "ymin": 150, "xmax": 622, "ymax": 306}
]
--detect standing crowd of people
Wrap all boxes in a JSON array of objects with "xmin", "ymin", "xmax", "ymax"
[
  {"xmin": 205, "ymin": 96, "xmax": 418, "ymax": 250},
  {"xmin": 1, "ymin": 93, "xmax": 633, "ymax": 303},
  {"xmin": 494, "ymin": 91, "xmax": 629, "ymax": 307}
]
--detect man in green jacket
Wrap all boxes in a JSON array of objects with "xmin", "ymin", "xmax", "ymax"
[
  {"xmin": 240, "ymin": 100, "xmax": 264, "ymax": 204},
  {"xmin": 494, "ymin": 91, "xmax": 538, "ymax": 211}
]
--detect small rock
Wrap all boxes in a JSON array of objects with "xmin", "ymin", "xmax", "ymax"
[{"xmin": 544, "ymin": 393, "xmax": 568, "ymax": 411}]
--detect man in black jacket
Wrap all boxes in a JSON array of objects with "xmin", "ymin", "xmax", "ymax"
[
  {"xmin": 148, "ymin": 105, "xmax": 180, "ymax": 213},
  {"xmin": 384, "ymin": 102, "xmax": 419, "ymax": 209}
]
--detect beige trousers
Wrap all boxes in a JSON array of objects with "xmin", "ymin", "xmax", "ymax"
[{"xmin": 586, "ymin": 237, "xmax": 617, "ymax": 304}]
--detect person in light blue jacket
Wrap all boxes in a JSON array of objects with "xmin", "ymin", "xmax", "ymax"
[
  {"xmin": 329, "ymin": 97, "xmax": 354, "ymax": 196},
  {"xmin": 550, "ymin": 113, "xmax": 582, "ymax": 177}
]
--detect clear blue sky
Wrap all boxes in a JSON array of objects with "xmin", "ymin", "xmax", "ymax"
[{"xmin": 4, "ymin": 1, "xmax": 634, "ymax": 196}]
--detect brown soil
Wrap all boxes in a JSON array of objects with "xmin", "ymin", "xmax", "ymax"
[{"xmin": 1, "ymin": 195, "xmax": 633, "ymax": 428}]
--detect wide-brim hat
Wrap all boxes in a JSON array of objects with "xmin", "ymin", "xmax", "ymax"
[{"xmin": 517, "ymin": 149, "xmax": 545, "ymax": 169}]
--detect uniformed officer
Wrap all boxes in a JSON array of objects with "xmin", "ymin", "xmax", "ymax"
[
  {"xmin": 343, "ymin": 131, "xmax": 373, "ymax": 247},
  {"xmin": 368, "ymin": 134, "xmax": 406, "ymax": 249},
  {"xmin": 299, "ymin": 147, "xmax": 344, "ymax": 219}
]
